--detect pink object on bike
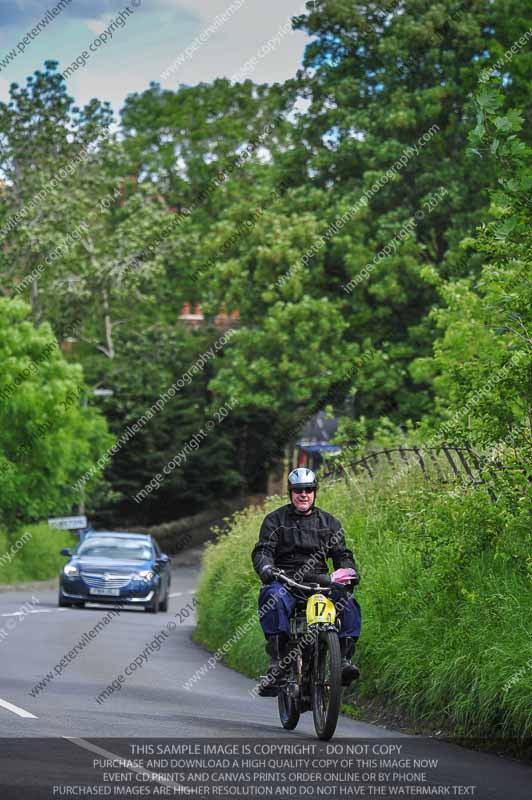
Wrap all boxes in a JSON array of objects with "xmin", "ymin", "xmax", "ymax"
[{"xmin": 331, "ymin": 568, "xmax": 357, "ymax": 583}]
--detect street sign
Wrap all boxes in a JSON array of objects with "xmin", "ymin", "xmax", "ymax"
[{"xmin": 48, "ymin": 516, "xmax": 88, "ymax": 530}]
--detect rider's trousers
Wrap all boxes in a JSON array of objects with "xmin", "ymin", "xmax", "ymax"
[{"xmin": 258, "ymin": 581, "xmax": 361, "ymax": 639}]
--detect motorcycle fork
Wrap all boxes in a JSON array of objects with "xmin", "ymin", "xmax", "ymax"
[{"xmin": 297, "ymin": 629, "xmax": 317, "ymax": 706}]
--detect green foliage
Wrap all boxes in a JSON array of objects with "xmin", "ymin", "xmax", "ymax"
[
  {"xmin": 0, "ymin": 523, "xmax": 76, "ymax": 583},
  {"xmin": 0, "ymin": 298, "xmax": 112, "ymax": 529},
  {"xmin": 0, "ymin": 62, "xmax": 113, "ymax": 324},
  {"xmin": 413, "ymin": 82, "xmax": 532, "ymax": 452},
  {"xmin": 0, "ymin": 63, "xmax": 182, "ymax": 361},
  {"xmin": 211, "ymin": 296, "xmax": 358, "ymax": 412},
  {"xmin": 2, "ymin": 3, "xmax": 532, "ymax": 523},
  {"xmin": 196, "ymin": 504, "xmax": 274, "ymax": 678},
  {"xmin": 180, "ymin": 0, "xmax": 532, "ymax": 455},
  {"xmin": 196, "ymin": 473, "xmax": 532, "ymax": 739},
  {"xmin": 95, "ymin": 323, "xmax": 242, "ymax": 526},
  {"xmin": 121, "ymin": 79, "xmax": 289, "ymax": 208},
  {"xmin": 287, "ymin": 0, "xmax": 532, "ymax": 426}
]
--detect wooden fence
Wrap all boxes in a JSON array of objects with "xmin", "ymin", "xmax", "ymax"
[{"xmin": 323, "ymin": 444, "xmax": 507, "ymax": 499}]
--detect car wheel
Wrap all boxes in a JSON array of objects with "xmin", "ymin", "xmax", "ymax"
[
  {"xmin": 58, "ymin": 589, "xmax": 71, "ymax": 608},
  {"xmin": 145, "ymin": 593, "xmax": 159, "ymax": 614},
  {"xmin": 159, "ymin": 592, "xmax": 169, "ymax": 612}
]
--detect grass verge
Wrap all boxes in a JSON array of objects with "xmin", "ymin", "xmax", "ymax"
[{"xmin": 0, "ymin": 523, "xmax": 76, "ymax": 584}]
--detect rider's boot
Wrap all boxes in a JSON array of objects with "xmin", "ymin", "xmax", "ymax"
[
  {"xmin": 257, "ymin": 634, "xmax": 286, "ymax": 696},
  {"xmin": 340, "ymin": 637, "xmax": 360, "ymax": 686}
]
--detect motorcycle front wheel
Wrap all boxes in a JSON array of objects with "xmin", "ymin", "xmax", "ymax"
[{"xmin": 311, "ymin": 629, "xmax": 342, "ymax": 740}]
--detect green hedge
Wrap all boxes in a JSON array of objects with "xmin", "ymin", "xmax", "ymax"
[
  {"xmin": 0, "ymin": 523, "xmax": 76, "ymax": 584},
  {"xmin": 195, "ymin": 471, "xmax": 532, "ymax": 739}
]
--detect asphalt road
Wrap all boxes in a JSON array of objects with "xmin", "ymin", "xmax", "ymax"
[{"xmin": 0, "ymin": 563, "xmax": 530, "ymax": 799}]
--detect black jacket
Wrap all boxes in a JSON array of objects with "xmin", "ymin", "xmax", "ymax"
[{"xmin": 252, "ymin": 503, "xmax": 358, "ymax": 581}]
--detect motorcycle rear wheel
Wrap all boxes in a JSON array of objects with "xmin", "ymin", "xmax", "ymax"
[
  {"xmin": 278, "ymin": 688, "xmax": 300, "ymax": 730},
  {"xmin": 278, "ymin": 645, "xmax": 301, "ymax": 730}
]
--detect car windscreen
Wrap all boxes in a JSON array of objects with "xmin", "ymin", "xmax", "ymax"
[{"xmin": 77, "ymin": 538, "xmax": 153, "ymax": 561}]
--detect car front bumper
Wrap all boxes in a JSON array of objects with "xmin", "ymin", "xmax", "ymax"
[{"xmin": 60, "ymin": 576, "xmax": 157, "ymax": 604}]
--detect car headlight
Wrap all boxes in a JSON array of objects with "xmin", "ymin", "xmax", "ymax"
[
  {"xmin": 63, "ymin": 564, "xmax": 79, "ymax": 577},
  {"xmin": 136, "ymin": 569, "xmax": 155, "ymax": 582}
]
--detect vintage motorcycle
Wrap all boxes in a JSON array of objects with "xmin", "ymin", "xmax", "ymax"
[{"xmin": 264, "ymin": 568, "xmax": 350, "ymax": 740}]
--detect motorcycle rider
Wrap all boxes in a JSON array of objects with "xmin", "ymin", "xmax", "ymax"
[{"xmin": 252, "ymin": 467, "xmax": 361, "ymax": 695}]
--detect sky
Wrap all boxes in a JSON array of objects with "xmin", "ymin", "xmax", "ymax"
[{"xmin": 0, "ymin": 0, "xmax": 309, "ymax": 114}]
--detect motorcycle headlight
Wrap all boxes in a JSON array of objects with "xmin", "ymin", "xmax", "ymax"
[{"xmin": 63, "ymin": 564, "xmax": 79, "ymax": 577}]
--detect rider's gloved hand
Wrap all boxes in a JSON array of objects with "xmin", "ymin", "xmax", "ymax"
[
  {"xmin": 331, "ymin": 567, "xmax": 360, "ymax": 591},
  {"xmin": 260, "ymin": 565, "xmax": 275, "ymax": 584},
  {"xmin": 346, "ymin": 571, "xmax": 360, "ymax": 592}
]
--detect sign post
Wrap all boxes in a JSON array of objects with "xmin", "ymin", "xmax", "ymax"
[{"xmin": 48, "ymin": 516, "xmax": 88, "ymax": 530}]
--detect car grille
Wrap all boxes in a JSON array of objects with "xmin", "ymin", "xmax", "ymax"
[{"xmin": 81, "ymin": 572, "xmax": 133, "ymax": 590}]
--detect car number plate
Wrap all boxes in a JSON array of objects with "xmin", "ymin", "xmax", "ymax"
[{"xmin": 89, "ymin": 587, "xmax": 120, "ymax": 596}]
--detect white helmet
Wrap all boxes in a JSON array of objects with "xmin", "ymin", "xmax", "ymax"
[{"xmin": 287, "ymin": 467, "xmax": 317, "ymax": 493}]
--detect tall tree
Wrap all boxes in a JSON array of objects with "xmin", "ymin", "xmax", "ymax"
[
  {"xmin": 0, "ymin": 298, "xmax": 111, "ymax": 530},
  {"xmin": 413, "ymin": 82, "xmax": 532, "ymax": 451},
  {"xmin": 0, "ymin": 61, "xmax": 112, "ymax": 321},
  {"xmin": 97, "ymin": 322, "xmax": 242, "ymax": 525},
  {"xmin": 281, "ymin": 0, "xmax": 532, "ymax": 424}
]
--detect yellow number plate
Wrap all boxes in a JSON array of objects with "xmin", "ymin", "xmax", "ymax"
[{"xmin": 306, "ymin": 593, "xmax": 336, "ymax": 625}]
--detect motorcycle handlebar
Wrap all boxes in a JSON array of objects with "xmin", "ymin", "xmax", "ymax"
[{"xmin": 271, "ymin": 569, "xmax": 347, "ymax": 594}]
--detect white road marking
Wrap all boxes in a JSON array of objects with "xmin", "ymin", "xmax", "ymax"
[
  {"xmin": 64, "ymin": 737, "xmax": 181, "ymax": 789},
  {"xmin": 1, "ymin": 609, "xmax": 53, "ymax": 617},
  {"xmin": 169, "ymin": 591, "xmax": 183, "ymax": 597},
  {"xmin": 0, "ymin": 697, "xmax": 38, "ymax": 719}
]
